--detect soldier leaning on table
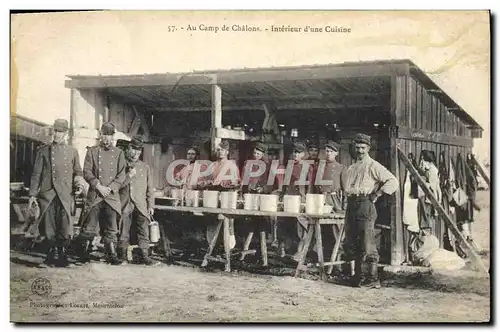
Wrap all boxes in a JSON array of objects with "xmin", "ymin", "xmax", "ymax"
[
  {"xmin": 75, "ymin": 122, "xmax": 127, "ymax": 265},
  {"xmin": 117, "ymin": 136, "xmax": 160, "ymax": 266},
  {"xmin": 28, "ymin": 119, "xmax": 85, "ymax": 267}
]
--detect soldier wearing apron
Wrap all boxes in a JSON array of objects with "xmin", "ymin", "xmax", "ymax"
[
  {"xmin": 28, "ymin": 119, "xmax": 85, "ymax": 267},
  {"xmin": 315, "ymin": 140, "xmax": 347, "ymax": 212},
  {"xmin": 205, "ymin": 140, "xmax": 241, "ymax": 249},
  {"xmin": 280, "ymin": 141, "xmax": 313, "ymax": 258},
  {"xmin": 76, "ymin": 122, "xmax": 126, "ymax": 265},
  {"xmin": 117, "ymin": 136, "xmax": 159, "ymax": 266}
]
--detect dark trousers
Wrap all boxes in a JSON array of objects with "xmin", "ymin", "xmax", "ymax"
[
  {"xmin": 118, "ymin": 203, "xmax": 150, "ymax": 251},
  {"xmin": 343, "ymin": 196, "xmax": 379, "ymax": 265},
  {"xmin": 79, "ymin": 201, "xmax": 118, "ymax": 245},
  {"xmin": 42, "ymin": 197, "xmax": 71, "ymax": 247}
]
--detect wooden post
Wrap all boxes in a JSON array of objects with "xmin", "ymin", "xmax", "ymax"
[
  {"xmin": 211, "ymin": 84, "xmax": 222, "ymax": 157},
  {"xmin": 389, "ymin": 75, "xmax": 405, "ymax": 266},
  {"xmin": 471, "ymin": 157, "xmax": 490, "ymax": 187},
  {"xmin": 398, "ymin": 148, "xmax": 488, "ymax": 275}
]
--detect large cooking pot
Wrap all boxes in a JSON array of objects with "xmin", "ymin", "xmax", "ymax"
[
  {"xmin": 283, "ymin": 195, "xmax": 301, "ymax": 213},
  {"xmin": 203, "ymin": 190, "xmax": 219, "ymax": 208},
  {"xmin": 243, "ymin": 193, "xmax": 260, "ymax": 210},
  {"xmin": 220, "ymin": 191, "xmax": 238, "ymax": 209},
  {"xmin": 260, "ymin": 194, "xmax": 278, "ymax": 212},
  {"xmin": 305, "ymin": 194, "xmax": 325, "ymax": 214}
]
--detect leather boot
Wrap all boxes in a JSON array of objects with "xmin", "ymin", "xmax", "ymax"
[
  {"xmin": 362, "ymin": 263, "xmax": 381, "ymax": 289},
  {"xmin": 77, "ymin": 239, "xmax": 91, "ymax": 264},
  {"xmin": 141, "ymin": 248, "xmax": 160, "ymax": 266},
  {"xmin": 105, "ymin": 242, "xmax": 122, "ymax": 266},
  {"xmin": 44, "ymin": 246, "xmax": 58, "ymax": 267},
  {"xmin": 117, "ymin": 246, "xmax": 128, "ymax": 265},
  {"xmin": 56, "ymin": 246, "xmax": 69, "ymax": 267}
]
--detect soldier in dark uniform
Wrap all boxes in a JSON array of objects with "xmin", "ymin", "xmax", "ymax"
[
  {"xmin": 28, "ymin": 119, "xmax": 85, "ymax": 267},
  {"xmin": 307, "ymin": 141, "xmax": 320, "ymax": 193},
  {"xmin": 75, "ymin": 122, "xmax": 126, "ymax": 265},
  {"xmin": 315, "ymin": 140, "xmax": 347, "ymax": 212},
  {"xmin": 117, "ymin": 136, "xmax": 159, "ymax": 266}
]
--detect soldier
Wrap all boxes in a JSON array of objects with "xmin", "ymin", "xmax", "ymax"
[
  {"xmin": 117, "ymin": 136, "xmax": 159, "ymax": 266},
  {"xmin": 315, "ymin": 140, "xmax": 347, "ymax": 212},
  {"xmin": 75, "ymin": 122, "xmax": 126, "ymax": 265},
  {"xmin": 205, "ymin": 140, "xmax": 241, "ymax": 249},
  {"xmin": 242, "ymin": 142, "xmax": 270, "ymax": 194},
  {"xmin": 280, "ymin": 142, "xmax": 313, "ymax": 258},
  {"xmin": 342, "ymin": 133, "xmax": 399, "ymax": 289},
  {"xmin": 306, "ymin": 141, "xmax": 320, "ymax": 192},
  {"xmin": 28, "ymin": 119, "xmax": 85, "ymax": 267}
]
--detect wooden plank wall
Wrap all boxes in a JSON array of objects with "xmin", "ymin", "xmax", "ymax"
[
  {"xmin": 397, "ymin": 75, "xmax": 473, "ymax": 248},
  {"xmin": 10, "ymin": 117, "xmax": 49, "ymax": 185}
]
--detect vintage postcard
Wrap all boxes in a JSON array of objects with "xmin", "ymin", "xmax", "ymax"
[{"xmin": 9, "ymin": 10, "xmax": 491, "ymax": 323}]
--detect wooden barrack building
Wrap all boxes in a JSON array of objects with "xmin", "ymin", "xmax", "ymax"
[{"xmin": 64, "ymin": 59, "xmax": 483, "ymax": 266}]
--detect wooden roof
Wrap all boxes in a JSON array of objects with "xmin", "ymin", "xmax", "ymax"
[{"xmin": 65, "ymin": 59, "xmax": 482, "ymax": 130}]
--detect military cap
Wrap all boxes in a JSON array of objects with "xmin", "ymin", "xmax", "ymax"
[
  {"xmin": 116, "ymin": 139, "xmax": 130, "ymax": 150},
  {"xmin": 325, "ymin": 140, "xmax": 341, "ymax": 151},
  {"xmin": 100, "ymin": 122, "xmax": 116, "ymax": 135},
  {"xmin": 254, "ymin": 142, "xmax": 267, "ymax": 153},
  {"xmin": 219, "ymin": 140, "xmax": 230, "ymax": 150},
  {"xmin": 306, "ymin": 141, "xmax": 319, "ymax": 149},
  {"xmin": 353, "ymin": 133, "xmax": 371, "ymax": 146},
  {"xmin": 129, "ymin": 136, "xmax": 144, "ymax": 150},
  {"xmin": 293, "ymin": 142, "xmax": 307, "ymax": 153},
  {"xmin": 187, "ymin": 146, "xmax": 200, "ymax": 155},
  {"xmin": 53, "ymin": 119, "xmax": 69, "ymax": 132}
]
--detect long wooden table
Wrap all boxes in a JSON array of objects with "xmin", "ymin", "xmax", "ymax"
[{"xmin": 154, "ymin": 203, "xmax": 346, "ymax": 278}]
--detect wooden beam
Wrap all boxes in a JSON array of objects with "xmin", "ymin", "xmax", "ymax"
[
  {"xmin": 397, "ymin": 126, "xmax": 473, "ymax": 147},
  {"xmin": 471, "ymin": 156, "xmax": 490, "ymax": 187},
  {"xmin": 389, "ymin": 74, "xmax": 404, "ymax": 266},
  {"xmin": 64, "ymin": 63, "xmax": 410, "ymax": 89},
  {"xmin": 151, "ymin": 101, "xmax": 383, "ymax": 112},
  {"xmin": 398, "ymin": 148, "xmax": 488, "ymax": 275},
  {"xmin": 212, "ymin": 127, "xmax": 246, "ymax": 140},
  {"xmin": 211, "ymin": 85, "xmax": 222, "ymax": 155}
]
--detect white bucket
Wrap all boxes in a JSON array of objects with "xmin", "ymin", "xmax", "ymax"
[
  {"xmin": 260, "ymin": 194, "xmax": 278, "ymax": 212},
  {"xmin": 283, "ymin": 195, "xmax": 301, "ymax": 213},
  {"xmin": 170, "ymin": 188, "xmax": 184, "ymax": 206},
  {"xmin": 203, "ymin": 190, "xmax": 219, "ymax": 208},
  {"xmin": 185, "ymin": 190, "xmax": 200, "ymax": 207},
  {"xmin": 244, "ymin": 193, "xmax": 260, "ymax": 210},
  {"xmin": 220, "ymin": 191, "xmax": 238, "ymax": 209},
  {"xmin": 306, "ymin": 194, "xmax": 325, "ymax": 214}
]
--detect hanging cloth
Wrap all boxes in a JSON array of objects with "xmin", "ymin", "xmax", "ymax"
[{"xmin": 403, "ymin": 170, "xmax": 420, "ymax": 233}]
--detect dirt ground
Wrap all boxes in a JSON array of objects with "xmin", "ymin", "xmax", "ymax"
[{"xmin": 10, "ymin": 191, "xmax": 491, "ymax": 323}]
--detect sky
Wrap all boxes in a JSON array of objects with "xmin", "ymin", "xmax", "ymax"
[{"xmin": 10, "ymin": 10, "xmax": 491, "ymax": 162}]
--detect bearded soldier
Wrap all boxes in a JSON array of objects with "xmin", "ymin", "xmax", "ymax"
[
  {"xmin": 28, "ymin": 119, "xmax": 85, "ymax": 267},
  {"xmin": 75, "ymin": 122, "xmax": 126, "ymax": 265},
  {"xmin": 117, "ymin": 136, "xmax": 159, "ymax": 266}
]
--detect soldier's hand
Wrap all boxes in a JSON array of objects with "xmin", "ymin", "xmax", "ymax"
[
  {"xmin": 149, "ymin": 208, "xmax": 155, "ymax": 217},
  {"xmin": 74, "ymin": 186, "xmax": 83, "ymax": 195},
  {"xmin": 102, "ymin": 186, "xmax": 112, "ymax": 197},
  {"xmin": 96, "ymin": 184, "xmax": 111, "ymax": 197},
  {"xmin": 128, "ymin": 168, "xmax": 137, "ymax": 178},
  {"xmin": 28, "ymin": 196, "xmax": 38, "ymax": 208}
]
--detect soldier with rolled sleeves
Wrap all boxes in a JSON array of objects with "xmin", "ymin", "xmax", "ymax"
[
  {"xmin": 117, "ymin": 136, "xmax": 159, "ymax": 266},
  {"xmin": 342, "ymin": 133, "xmax": 399, "ymax": 289},
  {"xmin": 28, "ymin": 119, "xmax": 85, "ymax": 267},
  {"xmin": 75, "ymin": 122, "xmax": 127, "ymax": 265}
]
